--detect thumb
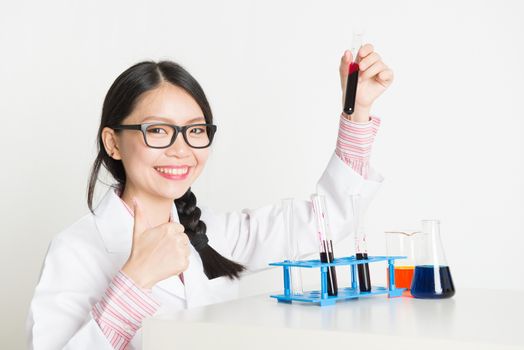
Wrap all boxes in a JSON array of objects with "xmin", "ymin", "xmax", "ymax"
[
  {"xmin": 132, "ymin": 197, "xmax": 149, "ymax": 237},
  {"xmin": 340, "ymin": 50, "xmax": 353, "ymax": 77}
]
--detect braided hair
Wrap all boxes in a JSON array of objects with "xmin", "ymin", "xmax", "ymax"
[
  {"xmin": 87, "ymin": 60, "xmax": 245, "ymax": 280},
  {"xmin": 175, "ymin": 188, "xmax": 245, "ymax": 279}
]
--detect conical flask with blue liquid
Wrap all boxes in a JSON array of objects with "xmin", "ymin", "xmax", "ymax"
[{"xmin": 410, "ymin": 220, "xmax": 455, "ymax": 299}]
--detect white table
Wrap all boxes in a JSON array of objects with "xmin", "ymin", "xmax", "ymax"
[{"xmin": 143, "ymin": 288, "xmax": 524, "ymax": 349}]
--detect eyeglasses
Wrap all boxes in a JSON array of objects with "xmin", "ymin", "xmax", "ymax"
[{"xmin": 111, "ymin": 122, "xmax": 217, "ymax": 149}]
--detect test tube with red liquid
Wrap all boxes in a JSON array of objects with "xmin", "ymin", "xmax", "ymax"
[
  {"xmin": 351, "ymin": 194, "xmax": 372, "ymax": 292},
  {"xmin": 343, "ymin": 32, "xmax": 363, "ymax": 115},
  {"xmin": 311, "ymin": 194, "xmax": 338, "ymax": 296}
]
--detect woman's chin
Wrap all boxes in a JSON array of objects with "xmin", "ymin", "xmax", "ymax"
[{"xmin": 157, "ymin": 186, "xmax": 191, "ymax": 201}]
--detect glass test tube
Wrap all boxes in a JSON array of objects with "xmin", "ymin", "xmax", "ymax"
[
  {"xmin": 311, "ymin": 194, "xmax": 338, "ymax": 296},
  {"xmin": 282, "ymin": 198, "xmax": 303, "ymax": 295},
  {"xmin": 343, "ymin": 31, "xmax": 363, "ymax": 115},
  {"xmin": 351, "ymin": 194, "xmax": 372, "ymax": 292}
]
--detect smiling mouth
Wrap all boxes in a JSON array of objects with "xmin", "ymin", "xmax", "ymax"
[{"xmin": 154, "ymin": 166, "xmax": 190, "ymax": 176}]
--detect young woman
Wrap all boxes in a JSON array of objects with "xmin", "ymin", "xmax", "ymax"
[{"xmin": 27, "ymin": 44, "xmax": 393, "ymax": 349}]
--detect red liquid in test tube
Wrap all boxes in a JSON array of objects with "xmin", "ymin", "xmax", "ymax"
[{"xmin": 343, "ymin": 32, "xmax": 363, "ymax": 115}]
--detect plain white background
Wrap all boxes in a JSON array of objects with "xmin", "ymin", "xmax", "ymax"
[{"xmin": 1, "ymin": 0, "xmax": 523, "ymax": 348}]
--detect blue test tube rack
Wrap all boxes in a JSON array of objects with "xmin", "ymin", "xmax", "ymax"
[{"xmin": 269, "ymin": 255, "xmax": 407, "ymax": 306}]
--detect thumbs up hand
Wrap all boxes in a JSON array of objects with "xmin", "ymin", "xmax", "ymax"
[{"xmin": 121, "ymin": 197, "xmax": 191, "ymax": 289}]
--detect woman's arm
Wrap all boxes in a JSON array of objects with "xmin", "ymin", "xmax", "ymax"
[
  {"xmin": 91, "ymin": 271, "xmax": 160, "ymax": 350},
  {"xmin": 335, "ymin": 114, "xmax": 381, "ymax": 179},
  {"xmin": 201, "ymin": 151, "xmax": 383, "ymax": 272},
  {"xmin": 203, "ymin": 45, "xmax": 393, "ymax": 272},
  {"xmin": 27, "ymin": 237, "xmax": 159, "ymax": 350},
  {"xmin": 336, "ymin": 43, "xmax": 393, "ymax": 178},
  {"xmin": 27, "ymin": 238, "xmax": 116, "ymax": 349}
]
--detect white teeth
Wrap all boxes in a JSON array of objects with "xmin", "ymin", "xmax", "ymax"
[{"xmin": 156, "ymin": 167, "xmax": 189, "ymax": 176}]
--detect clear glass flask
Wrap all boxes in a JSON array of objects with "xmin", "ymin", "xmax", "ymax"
[
  {"xmin": 282, "ymin": 198, "xmax": 303, "ymax": 295},
  {"xmin": 410, "ymin": 220, "xmax": 455, "ymax": 299}
]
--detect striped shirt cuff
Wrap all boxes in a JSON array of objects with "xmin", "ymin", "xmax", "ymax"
[
  {"xmin": 92, "ymin": 270, "xmax": 161, "ymax": 350},
  {"xmin": 335, "ymin": 113, "xmax": 381, "ymax": 179}
]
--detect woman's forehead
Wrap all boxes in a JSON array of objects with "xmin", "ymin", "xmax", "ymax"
[{"xmin": 129, "ymin": 83, "xmax": 204, "ymax": 124}]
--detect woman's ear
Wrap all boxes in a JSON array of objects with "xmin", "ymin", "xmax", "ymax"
[{"xmin": 101, "ymin": 127, "xmax": 122, "ymax": 160}]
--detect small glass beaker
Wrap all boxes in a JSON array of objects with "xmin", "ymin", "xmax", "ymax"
[
  {"xmin": 410, "ymin": 220, "xmax": 455, "ymax": 299},
  {"xmin": 385, "ymin": 230, "xmax": 418, "ymax": 292},
  {"xmin": 282, "ymin": 198, "xmax": 303, "ymax": 295}
]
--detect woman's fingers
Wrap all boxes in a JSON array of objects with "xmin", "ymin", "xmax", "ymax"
[
  {"xmin": 360, "ymin": 60, "xmax": 387, "ymax": 80},
  {"xmin": 359, "ymin": 51, "xmax": 381, "ymax": 71},
  {"xmin": 341, "ymin": 44, "xmax": 375, "ymax": 74},
  {"xmin": 340, "ymin": 43, "xmax": 393, "ymax": 96},
  {"xmin": 357, "ymin": 43, "xmax": 374, "ymax": 62},
  {"xmin": 340, "ymin": 44, "xmax": 375, "ymax": 85},
  {"xmin": 358, "ymin": 47, "xmax": 394, "ymax": 86},
  {"xmin": 362, "ymin": 62, "xmax": 394, "ymax": 87},
  {"xmin": 378, "ymin": 69, "xmax": 394, "ymax": 86}
]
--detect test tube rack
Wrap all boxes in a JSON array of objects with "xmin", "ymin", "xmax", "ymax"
[{"xmin": 269, "ymin": 255, "xmax": 406, "ymax": 306}]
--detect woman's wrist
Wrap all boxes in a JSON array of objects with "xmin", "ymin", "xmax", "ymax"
[
  {"xmin": 341, "ymin": 105, "xmax": 371, "ymax": 123},
  {"xmin": 121, "ymin": 262, "xmax": 154, "ymax": 289}
]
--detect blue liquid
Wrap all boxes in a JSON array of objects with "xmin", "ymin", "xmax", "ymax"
[{"xmin": 411, "ymin": 265, "xmax": 455, "ymax": 299}]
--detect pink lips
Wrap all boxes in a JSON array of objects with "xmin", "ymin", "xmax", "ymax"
[{"xmin": 154, "ymin": 165, "xmax": 191, "ymax": 181}]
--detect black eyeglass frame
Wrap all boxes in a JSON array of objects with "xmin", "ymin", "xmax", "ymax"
[{"xmin": 111, "ymin": 122, "xmax": 218, "ymax": 149}]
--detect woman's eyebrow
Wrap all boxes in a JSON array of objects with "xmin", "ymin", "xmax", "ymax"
[{"xmin": 141, "ymin": 116, "xmax": 206, "ymax": 124}]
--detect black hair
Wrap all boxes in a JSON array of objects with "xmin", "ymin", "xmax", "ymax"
[{"xmin": 87, "ymin": 61, "xmax": 245, "ymax": 280}]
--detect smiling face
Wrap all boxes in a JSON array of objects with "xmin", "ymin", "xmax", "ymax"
[{"xmin": 102, "ymin": 82, "xmax": 211, "ymax": 202}]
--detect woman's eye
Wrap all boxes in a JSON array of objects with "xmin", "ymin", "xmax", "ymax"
[
  {"xmin": 190, "ymin": 127, "xmax": 205, "ymax": 135},
  {"xmin": 148, "ymin": 127, "xmax": 167, "ymax": 134}
]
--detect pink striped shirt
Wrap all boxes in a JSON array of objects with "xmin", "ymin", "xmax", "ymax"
[
  {"xmin": 335, "ymin": 113, "xmax": 381, "ymax": 179},
  {"xmin": 93, "ymin": 113, "xmax": 380, "ymax": 348},
  {"xmin": 92, "ymin": 270, "xmax": 160, "ymax": 349}
]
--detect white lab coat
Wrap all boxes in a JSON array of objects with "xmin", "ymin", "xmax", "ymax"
[{"xmin": 26, "ymin": 153, "xmax": 382, "ymax": 349}]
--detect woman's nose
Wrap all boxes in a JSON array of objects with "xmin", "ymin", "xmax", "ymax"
[{"xmin": 166, "ymin": 133, "xmax": 191, "ymax": 157}]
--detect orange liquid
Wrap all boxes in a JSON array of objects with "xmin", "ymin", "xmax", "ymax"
[{"xmin": 387, "ymin": 266, "xmax": 415, "ymax": 290}]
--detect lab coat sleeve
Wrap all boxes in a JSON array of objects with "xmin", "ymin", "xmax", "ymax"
[
  {"xmin": 206, "ymin": 152, "xmax": 383, "ymax": 272},
  {"xmin": 27, "ymin": 237, "xmax": 116, "ymax": 350}
]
